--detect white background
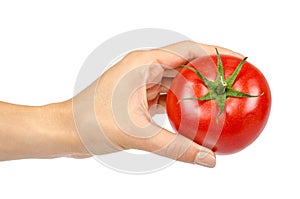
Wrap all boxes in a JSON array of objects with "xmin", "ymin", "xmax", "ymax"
[{"xmin": 0, "ymin": 0, "xmax": 299, "ymax": 198}]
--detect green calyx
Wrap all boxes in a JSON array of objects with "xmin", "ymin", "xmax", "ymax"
[{"xmin": 179, "ymin": 48, "xmax": 264, "ymax": 120}]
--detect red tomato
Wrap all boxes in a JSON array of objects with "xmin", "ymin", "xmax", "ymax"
[{"xmin": 166, "ymin": 51, "xmax": 271, "ymax": 155}]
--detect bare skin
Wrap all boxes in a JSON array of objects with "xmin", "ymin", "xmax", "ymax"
[{"xmin": 0, "ymin": 41, "xmax": 243, "ymax": 167}]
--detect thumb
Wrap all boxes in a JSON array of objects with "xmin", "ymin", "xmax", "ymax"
[{"xmin": 140, "ymin": 125, "xmax": 216, "ymax": 168}]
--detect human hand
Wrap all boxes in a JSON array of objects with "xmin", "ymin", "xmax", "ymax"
[{"xmin": 72, "ymin": 41, "xmax": 244, "ymax": 168}]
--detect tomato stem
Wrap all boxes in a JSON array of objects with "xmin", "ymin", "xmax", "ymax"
[{"xmin": 179, "ymin": 48, "xmax": 264, "ymax": 121}]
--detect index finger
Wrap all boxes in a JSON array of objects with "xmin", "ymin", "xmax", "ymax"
[{"xmin": 151, "ymin": 40, "xmax": 244, "ymax": 70}]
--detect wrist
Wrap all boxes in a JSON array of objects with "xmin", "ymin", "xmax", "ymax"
[
  {"xmin": 0, "ymin": 100, "xmax": 90, "ymax": 161},
  {"xmin": 42, "ymin": 100, "xmax": 91, "ymax": 159}
]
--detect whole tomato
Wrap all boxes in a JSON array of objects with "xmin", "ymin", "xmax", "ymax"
[{"xmin": 166, "ymin": 49, "xmax": 271, "ymax": 155}]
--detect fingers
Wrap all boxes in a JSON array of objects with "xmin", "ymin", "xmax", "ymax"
[
  {"xmin": 147, "ymin": 77, "xmax": 172, "ymax": 96},
  {"xmin": 163, "ymin": 68, "xmax": 180, "ymax": 78},
  {"xmin": 118, "ymin": 40, "xmax": 244, "ymax": 79},
  {"xmin": 199, "ymin": 43, "xmax": 245, "ymax": 58},
  {"xmin": 151, "ymin": 41, "xmax": 209, "ymax": 69},
  {"xmin": 146, "ymin": 78, "xmax": 172, "ymax": 115},
  {"xmin": 137, "ymin": 125, "xmax": 216, "ymax": 168},
  {"xmin": 150, "ymin": 40, "xmax": 245, "ymax": 70},
  {"xmin": 148, "ymin": 94, "xmax": 167, "ymax": 115}
]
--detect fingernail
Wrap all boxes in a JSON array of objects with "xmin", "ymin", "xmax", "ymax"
[{"xmin": 194, "ymin": 147, "xmax": 216, "ymax": 168}]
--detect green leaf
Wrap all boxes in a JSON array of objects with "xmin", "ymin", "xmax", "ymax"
[
  {"xmin": 199, "ymin": 92, "xmax": 216, "ymax": 100},
  {"xmin": 215, "ymin": 94, "xmax": 226, "ymax": 118},
  {"xmin": 226, "ymin": 88, "xmax": 264, "ymax": 98},
  {"xmin": 181, "ymin": 65, "xmax": 211, "ymax": 87},
  {"xmin": 226, "ymin": 57, "xmax": 248, "ymax": 87},
  {"xmin": 215, "ymin": 48, "xmax": 226, "ymax": 85},
  {"xmin": 178, "ymin": 92, "xmax": 215, "ymax": 104}
]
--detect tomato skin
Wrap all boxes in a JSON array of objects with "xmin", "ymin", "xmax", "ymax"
[{"xmin": 166, "ymin": 55, "xmax": 271, "ymax": 155}]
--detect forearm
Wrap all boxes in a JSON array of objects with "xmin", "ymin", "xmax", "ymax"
[{"xmin": 0, "ymin": 101, "xmax": 89, "ymax": 161}]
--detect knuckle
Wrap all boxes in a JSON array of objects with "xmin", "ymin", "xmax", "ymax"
[{"xmin": 125, "ymin": 49, "xmax": 147, "ymax": 59}]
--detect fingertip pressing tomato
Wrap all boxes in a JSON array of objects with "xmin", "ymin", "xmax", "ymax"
[{"xmin": 166, "ymin": 49, "xmax": 271, "ymax": 155}]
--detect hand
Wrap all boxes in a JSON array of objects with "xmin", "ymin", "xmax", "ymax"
[
  {"xmin": 0, "ymin": 41, "xmax": 242, "ymax": 166},
  {"xmin": 72, "ymin": 41, "xmax": 243, "ymax": 167}
]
